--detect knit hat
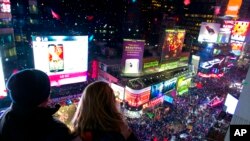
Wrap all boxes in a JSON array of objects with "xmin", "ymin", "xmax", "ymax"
[{"xmin": 6, "ymin": 69, "xmax": 51, "ymax": 107}]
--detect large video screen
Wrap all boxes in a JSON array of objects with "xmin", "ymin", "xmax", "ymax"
[
  {"xmin": 231, "ymin": 40, "xmax": 244, "ymax": 56},
  {"xmin": 122, "ymin": 39, "xmax": 145, "ymax": 74},
  {"xmin": 161, "ymin": 29, "xmax": 185, "ymax": 61},
  {"xmin": 0, "ymin": 57, "xmax": 6, "ymax": 99},
  {"xmin": 231, "ymin": 21, "xmax": 249, "ymax": 42},
  {"xmin": 198, "ymin": 22, "xmax": 220, "ymax": 43},
  {"xmin": 111, "ymin": 83, "xmax": 125, "ymax": 101},
  {"xmin": 224, "ymin": 94, "xmax": 238, "ymax": 114},
  {"xmin": 32, "ymin": 36, "xmax": 88, "ymax": 86},
  {"xmin": 176, "ymin": 76, "xmax": 191, "ymax": 95},
  {"xmin": 125, "ymin": 86, "xmax": 151, "ymax": 107},
  {"xmin": 150, "ymin": 78, "xmax": 177, "ymax": 100}
]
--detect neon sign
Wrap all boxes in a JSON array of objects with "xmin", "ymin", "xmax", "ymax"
[
  {"xmin": 225, "ymin": 0, "xmax": 242, "ymax": 17},
  {"xmin": 198, "ymin": 72, "xmax": 224, "ymax": 78}
]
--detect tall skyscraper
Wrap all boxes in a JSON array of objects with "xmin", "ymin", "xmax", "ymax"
[
  {"xmin": 179, "ymin": 0, "xmax": 217, "ymax": 49},
  {"xmin": 0, "ymin": 0, "xmax": 17, "ymax": 78}
]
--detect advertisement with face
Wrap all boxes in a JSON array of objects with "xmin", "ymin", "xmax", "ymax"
[
  {"xmin": 32, "ymin": 36, "xmax": 88, "ymax": 86},
  {"xmin": 161, "ymin": 29, "xmax": 185, "ymax": 61},
  {"xmin": 198, "ymin": 22, "xmax": 220, "ymax": 43},
  {"xmin": 231, "ymin": 21, "xmax": 249, "ymax": 42},
  {"xmin": 122, "ymin": 39, "xmax": 145, "ymax": 74}
]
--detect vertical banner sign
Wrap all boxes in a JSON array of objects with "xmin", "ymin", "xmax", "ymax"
[{"xmin": 122, "ymin": 39, "xmax": 145, "ymax": 74}]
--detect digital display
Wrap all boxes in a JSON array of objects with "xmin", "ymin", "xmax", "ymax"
[
  {"xmin": 163, "ymin": 95, "xmax": 174, "ymax": 104},
  {"xmin": 161, "ymin": 29, "xmax": 185, "ymax": 61},
  {"xmin": 191, "ymin": 55, "xmax": 200, "ymax": 74},
  {"xmin": 0, "ymin": 0, "xmax": 11, "ymax": 13},
  {"xmin": 198, "ymin": 22, "xmax": 220, "ymax": 43},
  {"xmin": 176, "ymin": 76, "xmax": 191, "ymax": 95},
  {"xmin": 111, "ymin": 83, "xmax": 125, "ymax": 101},
  {"xmin": 122, "ymin": 39, "xmax": 145, "ymax": 74},
  {"xmin": 231, "ymin": 21, "xmax": 249, "ymax": 42},
  {"xmin": 217, "ymin": 28, "xmax": 231, "ymax": 43},
  {"xmin": 125, "ymin": 86, "xmax": 151, "ymax": 107},
  {"xmin": 32, "ymin": 36, "xmax": 88, "ymax": 86},
  {"xmin": 0, "ymin": 56, "xmax": 7, "ymax": 98},
  {"xmin": 225, "ymin": 0, "xmax": 242, "ymax": 17},
  {"xmin": 150, "ymin": 78, "xmax": 177, "ymax": 100},
  {"xmin": 224, "ymin": 94, "xmax": 238, "ymax": 114},
  {"xmin": 231, "ymin": 40, "xmax": 244, "ymax": 56}
]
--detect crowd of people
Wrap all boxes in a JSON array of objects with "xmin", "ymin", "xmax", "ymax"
[
  {"xmin": 0, "ymin": 59, "xmax": 249, "ymax": 141},
  {"xmin": 126, "ymin": 64, "xmax": 249, "ymax": 141}
]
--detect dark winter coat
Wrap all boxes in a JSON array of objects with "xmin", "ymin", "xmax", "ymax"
[{"xmin": 0, "ymin": 104, "xmax": 72, "ymax": 141}]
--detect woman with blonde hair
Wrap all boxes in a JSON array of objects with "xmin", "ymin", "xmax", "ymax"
[{"xmin": 71, "ymin": 81, "xmax": 138, "ymax": 141}]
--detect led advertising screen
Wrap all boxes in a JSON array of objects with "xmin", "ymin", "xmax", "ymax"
[
  {"xmin": 225, "ymin": 0, "xmax": 242, "ymax": 17},
  {"xmin": 150, "ymin": 78, "xmax": 177, "ymax": 100},
  {"xmin": 217, "ymin": 28, "xmax": 231, "ymax": 43},
  {"xmin": 198, "ymin": 22, "xmax": 220, "ymax": 43},
  {"xmin": 231, "ymin": 21, "xmax": 249, "ymax": 42},
  {"xmin": 161, "ymin": 29, "xmax": 185, "ymax": 61},
  {"xmin": 122, "ymin": 39, "xmax": 145, "ymax": 74},
  {"xmin": 125, "ymin": 86, "xmax": 151, "ymax": 107},
  {"xmin": 231, "ymin": 40, "xmax": 244, "ymax": 56},
  {"xmin": 0, "ymin": 56, "xmax": 7, "ymax": 98},
  {"xmin": 176, "ymin": 76, "xmax": 191, "ymax": 95},
  {"xmin": 191, "ymin": 55, "xmax": 200, "ymax": 74},
  {"xmin": 163, "ymin": 95, "xmax": 174, "ymax": 104},
  {"xmin": 111, "ymin": 83, "xmax": 125, "ymax": 101},
  {"xmin": 224, "ymin": 94, "xmax": 238, "ymax": 114},
  {"xmin": 0, "ymin": 0, "xmax": 11, "ymax": 13},
  {"xmin": 32, "ymin": 36, "xmax": 88, "ymax": 86}
]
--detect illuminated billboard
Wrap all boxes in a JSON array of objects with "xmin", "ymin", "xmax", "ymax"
[
  {"xmin": 163, "ymin": 95, "xmax": 174, "ymax": 104},
  {"xmin": 198, "ymin": 22, "xmax": 220, "ymax": 43},
  {"xmin": 0, "ymin": 0, "xmax": 11, "ymax": 13},
  {"xmin": 176, "ymin": 76, "xmax": 191, "ymax": 95},
  {"xmin": 225, "ymin": 0, "xmax": 242, "ymax": 17},
  {"xmin": 125, "ymin": 86, "xmax": 151, "ymax": 107},
  {"xmin": 217, "ymin": 28, "xmax": 231, "ymax": 43},
  {"xmin": 224, "ymin": 93, "xmax": 238, "ymax": 114},
  {"xmin": 111, "ymin": 83, "xmax": 125, "ymax": 101},
  {"xmin": 231, "ymin": 21, "xmax": 249, "ymax": 42},
  {"xmin": 32, "ymin": 36, "xmax": 88, "ymax": 86},
  {"xmin": 161, "ymin": 29, "xmax": 185, "ymax": 61},
  {"xmin": 191, "ymin": 55, "xmax": 200, "ymax": 74},
  {"xmin": 150, "ymin": 78, "xmax": 177, "ymax": 100},
  {"xmin": 231, "ymin": 40, "xmax": 244, "ymax": 56},
  {"xmin": 0, "ymin": 56, "xmax": 7, "ymax": 98},
  {"xmin": 122, "ymin": 39, "xmax": 145, "ymax": 74}
]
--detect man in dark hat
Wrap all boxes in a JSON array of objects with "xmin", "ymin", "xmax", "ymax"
[{"xmin": 0, "ymin": 69, "xmax": 72, "ymax": 141}]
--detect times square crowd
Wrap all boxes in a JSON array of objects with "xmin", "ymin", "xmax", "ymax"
[
  {"xmin": 0, "ymin": 59, "xmax": 249, "ymax": 141},
  {"xmin": 125, "ymin": 63, "xmax": 249, "ymax": 141}
]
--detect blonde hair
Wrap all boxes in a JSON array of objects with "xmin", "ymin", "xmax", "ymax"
[{"xmin": 72, "ymin": 81, "xmax": 124, "ymax": 135}]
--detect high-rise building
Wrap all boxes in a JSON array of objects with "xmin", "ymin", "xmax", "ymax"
[
  {"xmin": 179, "ymin": 0, "xmax": 217, "ymax": 49},
  {"xmin": 0, "ymin": 0, "xmax": 17, "ymax": 78}
]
